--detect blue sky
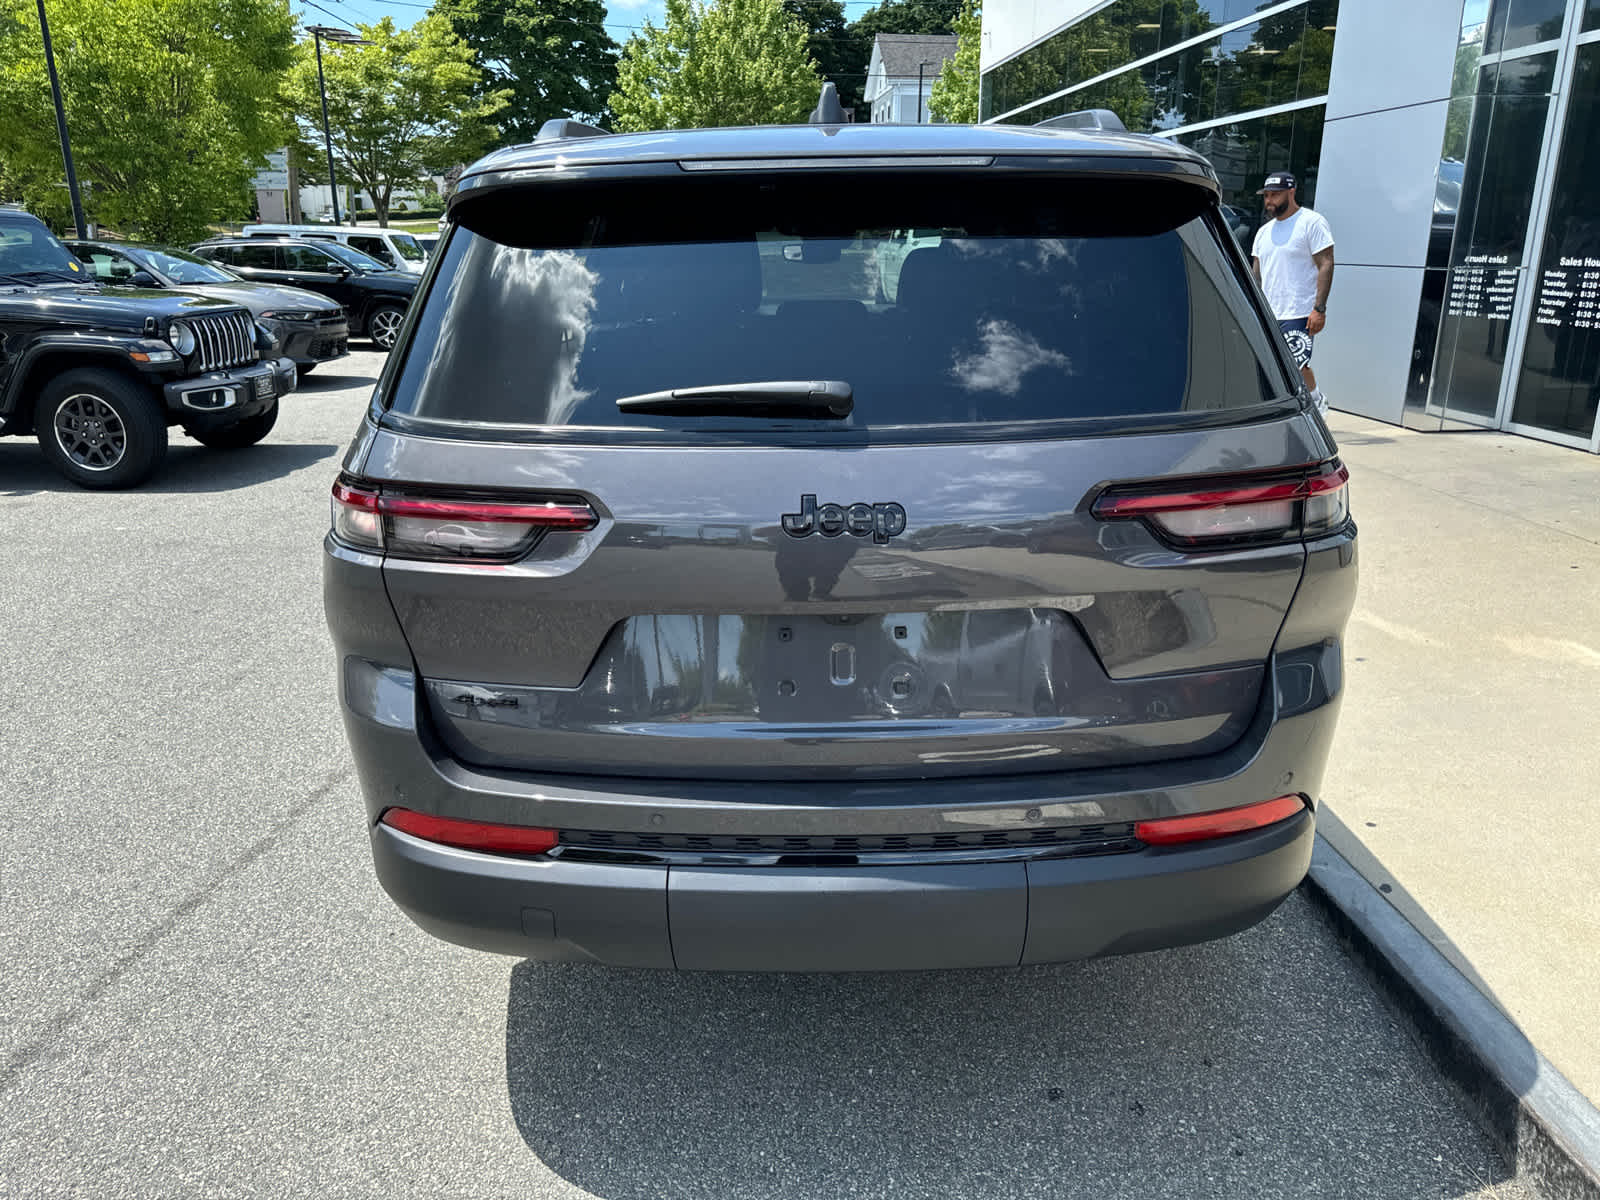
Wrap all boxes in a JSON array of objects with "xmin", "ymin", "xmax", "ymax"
[
  {"xmin": 291, "ymin": 0, "xmax": 889, "ymax": 53},
  {"xmin": 292, "ymin": 0, "xmax": 671, "ymax": 51}
]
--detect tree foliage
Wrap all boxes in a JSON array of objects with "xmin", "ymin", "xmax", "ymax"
[
  {"xmin": 851, "ymin": 0, "xmax": 962, "ymax": 39},
  {"xmin": 0, "ymin": 0, "xmax": 294, "ymax": 240},
  {"xmin": 443, "ymin": 0, "xmax": 618, "ymax": 141},
  {"xmin": 928, "ymin": 0, "xmax": 979, "ymax": 123},
  {"xmin": 610, "ymin": 0, "xmax": 822, "ymax": 132},
  {"xmin": 783, "ymin": 0, "xmax": 868, "ymax": 114},
  {"xmin": 284, "ymin": 15, "xmax": 508, "ymax": 226}
]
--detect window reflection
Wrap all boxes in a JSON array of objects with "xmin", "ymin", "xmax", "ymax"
[
  {"xmin": 1512, "ymin": 43, "xmax": 1600, "ymax": 440},
  {"xmin": 1419, "ymin": 38, "xmax": 1555, "ymax": 424},
  {"xmin": 1483, "ymin": 0, "xmax": 1567, "ymax": 53},
  {"xmin": 983, "ymin": 0, "xmax": 1338, "ymax": 126},
  {"xmin": 1175, "ymin": 105, "xmax": 1327, "ymax": 214}
]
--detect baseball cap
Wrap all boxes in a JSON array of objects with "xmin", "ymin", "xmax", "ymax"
[{"xmin": 1257, "ymin": 171, "xmax": 1296, "ymax": 193}]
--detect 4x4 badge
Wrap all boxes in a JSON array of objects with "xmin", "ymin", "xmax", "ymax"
[{"xmin": 782, "ymin": 494, "xmax": 907, "ymax": 544}]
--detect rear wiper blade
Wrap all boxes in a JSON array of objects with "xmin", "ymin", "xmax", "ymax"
[{"xmin": 615, "ymin": 380, "xmax": 853, "ymax": 419}]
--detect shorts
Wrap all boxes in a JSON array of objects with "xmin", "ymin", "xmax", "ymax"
[{"xmin": 1279, "ymin": 318, "xmax": 1314, "ymax": 368}]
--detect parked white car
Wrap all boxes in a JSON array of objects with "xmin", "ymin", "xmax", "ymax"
[{"xmin": 241, "ymin": 223, "xmax": 426, "ymax": 275}]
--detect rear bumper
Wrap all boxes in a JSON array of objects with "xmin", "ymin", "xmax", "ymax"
[
  {"xmin": 330, "ymin": 527, "xmax": 1355, "ymax": 970},
  {"xmin": 371, "ymin": 807, "xmax": 1313, "ymax": 969}
]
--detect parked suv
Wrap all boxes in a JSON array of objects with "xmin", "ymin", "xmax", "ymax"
[
  {"xmin": 324, "ymin": 112, "xmax": 1356, "ymax": 972},
  {"xmin": 1, "ymin": 208, "xmax": 296, "ymax": 488},
  {"xmin": 191, "ymin": 237, "xmax": 417, "ymax": 349},
  {"xmin": 65, "ymin": 240, "xmax": 349, "ymax": 376}
]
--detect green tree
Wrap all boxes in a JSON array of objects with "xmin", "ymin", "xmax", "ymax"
[
  {"xmin": 443, "ymin": 0, "xmax": 618, "ymax": 141},
  {"xmin": 850, "ymin": 0, "xmax": 962, "ymax": 40},
  {"xmin": 0, "ymin": 0, "xmax": 294, "ymax": 241},
  {"xmin": 928, "ymin": 0, "xmax": 979, "ymax": 123},
  {"xmin": 784, "ymin": 0, "xmax": 869, "ymax": 113},
  {"xmin": 1442, "ymin": 32, "xmax": 1483, "ymax": 161},
  {"xmin": 610, "ymin": 0, "xmax": 822, "ymax": 132},
  {"xmin": 284, "ymin": 15, "xmax": 508, "ymax": 226}
]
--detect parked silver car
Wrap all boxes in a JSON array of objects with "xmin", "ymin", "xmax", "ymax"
[{"xmin": 324, "ymin": 111, "xmax": 1356, "ymax": 972}]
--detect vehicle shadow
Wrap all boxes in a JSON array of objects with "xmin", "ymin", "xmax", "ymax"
[
  {"xmin": 295, "ymin": 369, "xmax": 379, "ymax": 393},
  {"xmin": 0, "ymin": 441, "xmax": 339, "ymax": 496},
  {"xmin": 503, "ymin": 892, "xmax": 1519, "ymax": 1199}
]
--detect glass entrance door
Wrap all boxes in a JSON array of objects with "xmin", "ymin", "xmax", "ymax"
[
  {"xmin": 1506, "ymin": 34, "xmax": 1600, "ymax": 447},
  {"xmin": 1416, "ymin": 0, "xmax": 1600, "ymax": 450}
]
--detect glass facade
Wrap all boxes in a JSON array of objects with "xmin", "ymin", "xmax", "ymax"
[
  {"xmin": 984, "ymin": 0, "xmax": 1600, "ymax": 450},
  {"xmin": 983, "ymin": 0, "xmax": 1339, "ymax": 128},
  {"xmin": 1408, "ymin": 0, "xmax": 1600, "ymax": 446},
  {"xmin": 1175, "ymin": 104, "xmax": 1325, "ymax": 215}
]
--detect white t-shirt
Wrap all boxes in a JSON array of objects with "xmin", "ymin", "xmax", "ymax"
[{"xmin": 1252, "ymin": 207, "xmax": 1334, "ymax": 321}]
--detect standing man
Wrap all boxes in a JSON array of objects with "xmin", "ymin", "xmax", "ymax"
[{"xmin": 1251, "ymin": 171, "xmax": 1334, "ymax": 414}]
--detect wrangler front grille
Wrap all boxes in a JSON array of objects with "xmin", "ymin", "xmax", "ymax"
[
  {"xmin": 183, "ymin": 311, "xmax": 257, "ymax": 372},
  {"xmin": 560, "ymin": 824, "xmax": 1139, "ymax": 859}
]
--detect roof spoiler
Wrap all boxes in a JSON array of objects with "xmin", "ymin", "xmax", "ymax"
[
  {"xmin": 534, "ymin": 118, "xmax": 611, "ymax": 143},
  {"xmin": 1033, "ymin": 108, "xmax": 1128, "ymax": 133},
  {"xmin": 809, "ymin": 82, "xmax": 848, "ymax": 124}
]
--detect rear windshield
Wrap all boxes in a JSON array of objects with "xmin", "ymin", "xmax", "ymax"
[{"xmin": 388, "ymin": 173, "xmax": 1289, "ymax": 435}]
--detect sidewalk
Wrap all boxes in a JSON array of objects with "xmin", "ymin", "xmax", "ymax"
[{"xmin": 1321, "ymin": 411, "xmax": 1600, "ymax": 1102}]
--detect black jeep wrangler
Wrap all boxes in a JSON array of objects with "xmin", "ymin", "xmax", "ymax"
[{"xmin": 0, "ymin": 207, "xmax": 296, "ymax": 488}]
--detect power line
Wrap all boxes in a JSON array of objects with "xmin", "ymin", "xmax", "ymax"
[{"xmin": 293, "ymin": 0, "xmax": 952, "ymax": 54}]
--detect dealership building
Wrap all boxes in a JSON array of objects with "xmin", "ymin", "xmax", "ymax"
[{"xmin": 979, "ymin": 0, "xmax": 1600, "ymax": 453}]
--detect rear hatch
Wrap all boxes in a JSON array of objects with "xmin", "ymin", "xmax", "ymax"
[{"xmin": 345, "ymin": 163, "xmax": 1340, "ymax": 781}]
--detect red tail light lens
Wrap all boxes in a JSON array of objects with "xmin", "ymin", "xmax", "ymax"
[
  {"xmin": 380, "ymin": 807, "xmax": 558, "ymax": 856},
  {"xmin": 331, "ymin": 478, "xmax": 598, "ymax": 561},
  {"xmin": 1134, "ymin": 795, "xmax": 1305, "ymax": 845},
  {"xmin": 1093, "ymin": 460, "xmax": 1349, "ymax": 549}
]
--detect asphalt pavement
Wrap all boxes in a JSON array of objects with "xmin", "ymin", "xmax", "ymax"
[{"xmin": 0, "ymin": 350, "xmax": 1534, "ymax": 1199}]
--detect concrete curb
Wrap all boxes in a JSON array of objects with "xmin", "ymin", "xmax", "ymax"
[{"xmin": 1303, "ymin": 835, "xmax": 1600, "ymax": 1200}]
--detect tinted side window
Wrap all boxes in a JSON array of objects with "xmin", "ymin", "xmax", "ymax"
[
  {"xmin": 283, "ymin": 244, "xmax": 336, "ymax": 271},
  {"xmin": 233, "ymin": 244, "xmax": 281, "ymax": 270},
  {"xmin": 349, "ymin": 236, "xmax": 395, "ymax": 265},
  {"xmin": 75, "ymin": 248, "xmax": 135, "ymax": 280}
]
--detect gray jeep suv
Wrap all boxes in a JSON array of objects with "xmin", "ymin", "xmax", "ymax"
[{"xmin": 324, "ymin": 113, "xmax": 1356, "ymax": 971}]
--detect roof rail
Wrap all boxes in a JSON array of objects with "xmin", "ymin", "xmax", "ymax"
[
  {"xmin": 534, "ymin": 118, "xmax": 612, "ymax": 143},
  {"xmin": 1033, "ymin": 108, "xmax": 1128, "ymax": 133},
  {"xmin": 809, "ymin": 82, "xmax": 848, "ymax": 124}
]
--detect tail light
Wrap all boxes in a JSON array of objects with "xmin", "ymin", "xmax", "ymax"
[
  {"xmin": 1092, "ymin": 459, "xmax": 1349, "ymax": 549},
  {"xmin": 331, "ymin": 477, "xmax": 598, "ymax": 561},
  {"xmin": 1134, "ymin": 795, "xmax": 1305, "ymax": 845},
  {"xmin": 381, "ymin": 807, "xmax": 558, "ymax": 856}
]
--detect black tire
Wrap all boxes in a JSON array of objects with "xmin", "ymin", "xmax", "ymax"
[
  {"xmin": 188, "ymin": 400, "xmax": 278, "ymax": 450},
  {"xmin": 367, "ymin": 304, "xmax": 405, "ymax": 350},
  {"xmin": 34, "ymin": 367, "xmax": 167, "ymax": 489}
]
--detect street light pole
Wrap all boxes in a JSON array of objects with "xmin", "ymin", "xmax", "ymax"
[
  {"xmin": 310, "ymin": 29, "xmax": 341, "ymax": 224},
  {"xmin": 35, "ymin": 0, "xmax": 86, "ymax": 237},
  {"xmin": 306, "ymin": 26, "xmax": 370, "ymax": 226},
  {"xmin": 916, "ymin": 59, "xmax": 938, "ymax": 124}
]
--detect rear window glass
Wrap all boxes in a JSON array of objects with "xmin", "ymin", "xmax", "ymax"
[
  {"xmin": 390, "ymin": 233, "xmax": 425, "ymax": 261},
  {"xmin": 389, "ymin": 173, "xmax": 1289, "ymax": 435}
]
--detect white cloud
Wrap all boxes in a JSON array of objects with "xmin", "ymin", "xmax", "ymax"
[{"xmin": 950, "ymin": 320, "xmax": 1071, "ymax": 396}]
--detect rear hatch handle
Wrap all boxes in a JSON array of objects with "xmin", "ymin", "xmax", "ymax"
[{"xmin": 615, "ymin": 380, "xmax": 853, "ymax": 419}]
